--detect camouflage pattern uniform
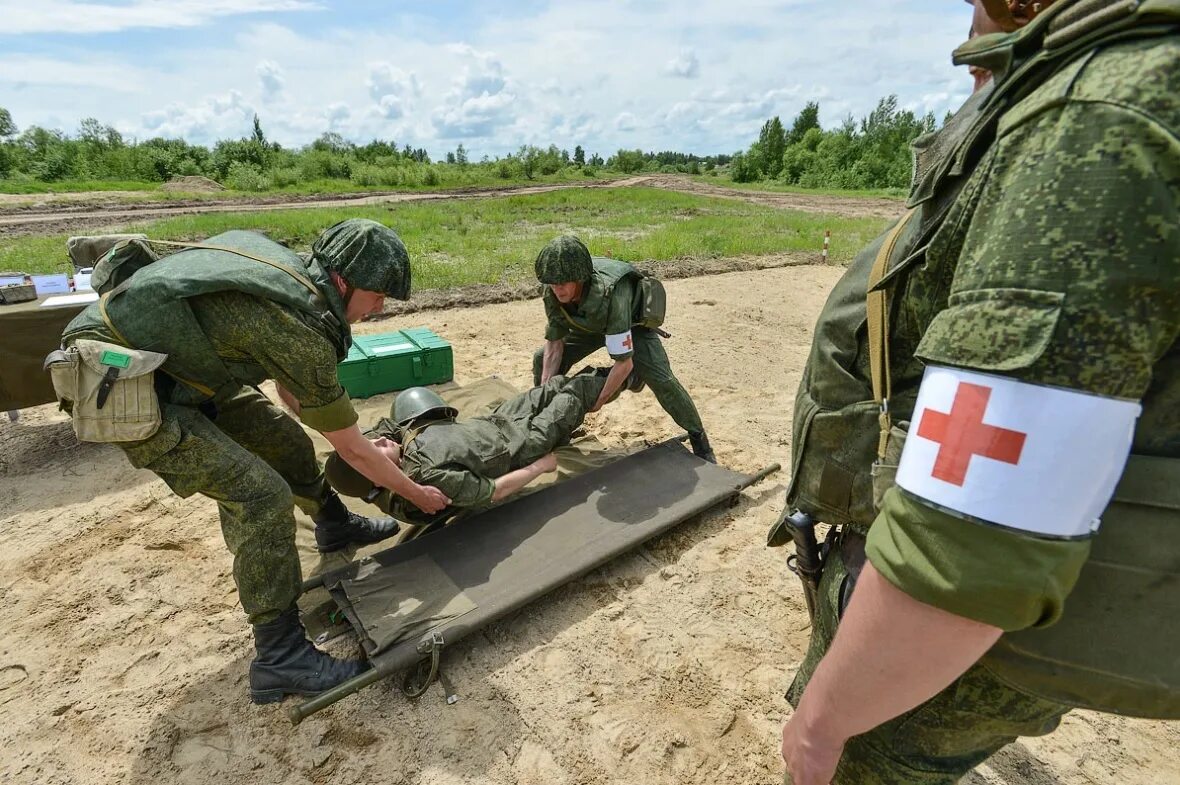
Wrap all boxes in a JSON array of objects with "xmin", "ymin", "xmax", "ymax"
[
  {"xmin": 61, "ymin": 220, "xmax": 409, "ymax": 625},
  {"xmin": 326, "ymin": 373, "xmax": 606, "ymax": 525},
  {"xmin": 532, "ymin": 237, "xmax": 704, "ymax": 434},
  {"xmin": 787, "ymin": 20, "xmax": 1180, "ymax": 785}
]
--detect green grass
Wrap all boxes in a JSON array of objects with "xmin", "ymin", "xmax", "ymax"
[
  {"xmin": 692, "ymin": 175, "xmax": 907, "ymax": 200},
  {"xmin": 0, "ymin": 179, "xmax": 164, "ymax": 195},
  {"xmin": 2, "ymin": 187, "xmax": 889, "ymax": 285}
]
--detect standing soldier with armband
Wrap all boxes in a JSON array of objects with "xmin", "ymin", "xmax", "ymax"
[
  {"xmin": 531, "ymin": 234, "xmax": 717, "ymax": 462},
  {"xmin": 770, "ymin": 1, "xmax": 1180, "ymax": 782}
]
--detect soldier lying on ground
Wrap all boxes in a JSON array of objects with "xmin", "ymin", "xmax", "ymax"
[{"xmin": 325, "ymin": 369, "xmax": 641, "ymax": 525}]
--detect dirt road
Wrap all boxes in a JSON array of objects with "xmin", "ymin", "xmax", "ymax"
[
  {"xmin": 0, "ymin": 176, "xmax": 903, "ymax": 239},
  {"xmin": 1, "ymin": 265, "xmax": 1174, "ymax": 785}
]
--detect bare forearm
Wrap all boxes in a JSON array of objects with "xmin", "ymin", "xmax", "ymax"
[
  {"xmin": 593, "ymin": 357, "xmax": 633, "ymax": 411},
  {"xmin": 492, "ymin": 463, "xmax": 546, "ymax": 501},
  {"xmin": 541, "ymin": 339, "xmax": 564, "ymax": 383},
  {"xmin": 794, "ymin": 562, "xmax": 1002, "ymax": 744}
]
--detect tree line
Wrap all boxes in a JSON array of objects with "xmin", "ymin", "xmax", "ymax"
[
  {"xmin": 730, "ymin": 96, "xmax": 939, "ymax": 191},
  {"xmin": 0, "ymin": 97, "xmax": 935, "ymax": 192}
]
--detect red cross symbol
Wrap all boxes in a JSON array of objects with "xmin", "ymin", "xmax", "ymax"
[
  {"xmin": 916, "ymin": 382, "xmax": 1027, "ymax": 487},
  {"xmin": 622, "ymin": 335, "xmax": 633, "ymax": 350}
]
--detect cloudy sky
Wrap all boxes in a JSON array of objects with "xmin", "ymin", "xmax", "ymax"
[{"xmin": 0, "ymin": 1, "xmax": 976, "ymax": 159}]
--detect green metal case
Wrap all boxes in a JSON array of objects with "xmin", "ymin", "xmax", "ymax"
[{"xmin": 337, "ymin": 327, "xmax": 453, "ymax": 399}]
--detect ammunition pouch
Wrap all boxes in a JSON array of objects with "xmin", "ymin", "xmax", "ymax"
[
  {"xmin": 46, "ymin": 339, "xmax": 167, "ymax": 443},
  {"xmin": 635, "ymin": 277, "xmax": 667, "ymax": 329}
]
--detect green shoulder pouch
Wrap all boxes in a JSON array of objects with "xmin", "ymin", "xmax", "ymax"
[
  {"xmin": 48, "ymin": 339, "xmax": 168, "ymax": 443},
  {"xmin": 635, "ymin": 276, "xmax": 667, "ymax": 329}
]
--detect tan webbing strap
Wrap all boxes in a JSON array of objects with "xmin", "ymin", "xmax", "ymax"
[
  {"xmin": 147, "ymin": 240, "xmax": 323, "ymax": 299},
  {"xmin": 866, "ymin": 209, "xmax": 916, "ymax": 461},
  {"xmin": 558, "ymin": 305, "xmax": 594, "ymax": 334}
]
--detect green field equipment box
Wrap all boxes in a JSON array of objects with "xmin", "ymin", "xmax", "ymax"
[{"xmin": 337, "ymin": 327, "xmax": 454, "ymax": 399}]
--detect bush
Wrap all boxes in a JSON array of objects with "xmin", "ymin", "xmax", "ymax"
[
  {"xmin": 270, "ymin": 166, "xmax": 302, "ymax": 188},
  {"xmin": 225, "ymin": 161, "xmax": 271, "ymax": 191},
  {"xmin": 422, "ymin": 167, "xmax": 440, "ymax": 186},
  {"xmin": 350, "ymin": 164, "xmax": 402, "ymax": 187}
]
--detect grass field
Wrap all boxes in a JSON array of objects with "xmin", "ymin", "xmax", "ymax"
[
  {"xmin": 0, "ymin": 170, "xmax": 623, "ymax": 199},
  {"xmin": 691, "ymin": 175, "xmax": 907, "ymax": 200},
  {"xmin": 2, "ymin": 187, "xmax": 889, "ymax": 284}
]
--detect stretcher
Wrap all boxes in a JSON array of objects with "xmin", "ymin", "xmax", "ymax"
[{"xmin": 288, "ymin": 436, "xmax": 779, "ymax": 724}]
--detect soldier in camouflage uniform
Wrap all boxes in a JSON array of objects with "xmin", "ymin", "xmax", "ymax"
[
  {"xmin": 59, "ymin": 219, "xmax": 451, "ymax": 704},
  {"xmin": 532, "ymin": 235, "xmax": 717, "ymax": 462},
  {"xmin": 325, "ymin": 371, "xmax": 614, "ymax": 525},
  {"xmin": 779, "ymin": 1, "xmax": 1180, "ymax": 783}
]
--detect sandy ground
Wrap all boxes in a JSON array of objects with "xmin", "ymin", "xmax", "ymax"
[{"xmin": 1, "ymin": 266, "xmax": 1176, "ymax": 785}]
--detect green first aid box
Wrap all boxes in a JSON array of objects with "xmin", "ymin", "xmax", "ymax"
[{"xmin": 337, "ymin": 327, "xmax": 453, "ymax": 399}]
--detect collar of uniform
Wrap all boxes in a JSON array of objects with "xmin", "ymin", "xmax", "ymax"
[{"xmin": 952, "ymin": 0, "xmax": 1075, "ymax": 80}]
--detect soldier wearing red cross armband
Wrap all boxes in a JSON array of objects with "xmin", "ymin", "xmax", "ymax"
[
  {"xmin": 531, "ymin": 234, "xmax": 715, "ymax": 462},
  {"xmin": 772, "ymin": 1, "xmax": 1180, "ymax": 783}
]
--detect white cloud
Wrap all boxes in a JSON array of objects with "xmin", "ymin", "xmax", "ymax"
[
  {"xmin": 665, "ymin": 49, "xmax": 700, "ymax": 79},
  {"xmin": 366, "ymin": 63, "xmax": 420, "ymax": 120},
  {"xmin": 0, "ymin": 0, "xmax": 321, "ymax": 35},
  {"xmin": 141, "ymin": 89, "xmax": 255, "ymax": 140},
  {"xmin": 0, "ymin": 56, "xmax": 142, "ymax": 91},
  {"xmin": 432, "ymin": 45, "xmax": 518, "ymax": 139},
  {"xmin": 257, "ymin": 60, "xmax": 285, "ymax": 101},
  {"xmin": 614, "ymin": 112, "xmax": 638, "ymax": 132}
]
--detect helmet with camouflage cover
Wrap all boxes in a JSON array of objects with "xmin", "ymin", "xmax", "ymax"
[
  {"xmin": 534, "ymin": 235, "xmax": 593, "ymax": 284},
  {"xmin": 311, "ymin": 218, "xmax": 412, "ymax": 300},
  {"xmin": 393, "ymin": 387, "xmax": 458, "ymax": 426}
]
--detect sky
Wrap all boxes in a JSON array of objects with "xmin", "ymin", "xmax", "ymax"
[{"xmin": 0, "ymin": 1, "xmax": 978, "ymax": 159}]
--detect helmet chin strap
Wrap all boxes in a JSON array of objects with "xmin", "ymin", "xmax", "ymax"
[{"xmin": 980, "ymin": 0, "xmax": 1051, "ymax": 32}]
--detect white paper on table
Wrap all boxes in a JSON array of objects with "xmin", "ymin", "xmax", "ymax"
[
  {"xmin": 40, "ymin": 292, "xmax": 99, "ymax": 307},
  {"xmin": 32, "ymin": 273, "xmax": 71, "ymax": 294},
  {"xmin": 74, "ymin": 267, "xmax": 94, "ymax": 291},
  {"xmin": 0, "ymin": 275, "xmax": 24, "ymax": 287}
]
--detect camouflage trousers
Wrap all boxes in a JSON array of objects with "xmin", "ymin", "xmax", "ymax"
[
  {"xmin": 119, "ymin": 384, "xmax": 329, "ymax": 625},
  {"xmin": 532, "ymin": 327, "xmax": 704, "ymax": 433},
  {"xmin": 785, "ymin": 532, "xmax": 1071, "ymax": 784}
]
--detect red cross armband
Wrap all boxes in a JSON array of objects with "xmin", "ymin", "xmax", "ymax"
[
  {"xmin": 895, "ymin": 366, "xmax": 1141, "ymax": 540},
  {"xmin": 606, "ymin": 330, "xmax": 634, "ymax": 356}
]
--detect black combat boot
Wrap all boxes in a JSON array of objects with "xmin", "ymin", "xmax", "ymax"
[
  {"xmin": 688, "ymin": 431, "xmax": 716, "ymax": 463},
  {"xmin": 313, "ymin": 490, "xmax": 399, "ymax": 553},
  {"xmin": 249, "ymin": 607, "xmax": 368, "ymax": 704}
]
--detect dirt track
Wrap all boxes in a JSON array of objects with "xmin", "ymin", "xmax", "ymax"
[{"xmin": 0, "ymin": 176, "xmax": 903, "ymax": 239}]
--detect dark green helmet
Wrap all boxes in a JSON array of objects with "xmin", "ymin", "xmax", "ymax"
[
  {"xmin": 534, "ymin": 235, "xmax": 593, "ymax": 284},
  {"xmin": 312, "ymin": 218, "xmax": 412, "ymax": 300},
  {"xmin": 392, "ymin": 387, "xmax": 458, "ymax": 426}
]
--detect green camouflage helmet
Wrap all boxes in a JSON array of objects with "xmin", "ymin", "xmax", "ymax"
[
  {"xmin": 312, "ymin": 218, "xmax": 412, "ymax": 300},
  {"xmin": 535, "ymin": 235, "xmax": 593, "ymax": 284},
  {"xmin": 393, "ymin": 387, "xmax": 458, "ymax": 426}
]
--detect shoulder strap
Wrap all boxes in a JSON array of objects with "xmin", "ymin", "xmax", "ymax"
[
  {"xmin": 147, "ymin": 240, "xmax": 322, "ymax": 300},
  {"xmin": 866, "ymin": 209, "xmax": 917, "ymax": 461}
]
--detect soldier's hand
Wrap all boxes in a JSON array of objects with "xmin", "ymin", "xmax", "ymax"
[
  {"xmin": 408, "ymin": 483, "xmax": 450, "ymax": 514},
  {"xmin": 781, "ymin": 714, "xmax": 842, "ymax": 785}
]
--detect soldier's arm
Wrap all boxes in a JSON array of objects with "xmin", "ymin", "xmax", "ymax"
[
  {"xmin": 492, "ymin": 453, "xmax": 557, "ymax": 501},
  {"xmin": 324, "ymin": 425, "xmax": 450, "ymax": 514},
  {"xmin": 540, "ymin": 339, "xmax": 565, "ymax": 384},
  {"xmin": 590, "ymin": 278, "xmax": 638, "ymax": 410}
]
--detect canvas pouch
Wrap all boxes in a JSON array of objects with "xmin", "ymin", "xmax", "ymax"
[{"xmin": 45, "ymin": 339, "xmax": 168, "ymax": 442}]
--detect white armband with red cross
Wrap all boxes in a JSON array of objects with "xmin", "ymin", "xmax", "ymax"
[
  {"xmin": 895, "ymin": 366, "xmax": 1141, "ymax": 539},
  {"xmin": 606, "ymin": 330, "xmax": 634, "ymax": 355}
]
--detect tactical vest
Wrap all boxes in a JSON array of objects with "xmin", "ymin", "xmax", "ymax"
[
  {"xmin": 775, "ymin": 0, "xmax": 1180, "ymax": 718},
  {"xmin": 550, "ymin": 257, "xmax": 644, "ymax": 334},
  {"xmin": 64, "ymin": 230, "xmax": 351, "ymax": 401}
]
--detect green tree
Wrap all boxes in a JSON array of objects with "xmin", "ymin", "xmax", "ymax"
[
  {"xmin": 0, "ymin": 107, "xmax": 16, "ymax": 138},
  {"xmin": 756, "ymin": 116, "xmax": 787, "ymax": 178},
  {"xmin": 455, "ymin": 143, "xmax": 468, "ymax": 166},
  {"xmin": 573, "ymin": 145, "xmax": 585, "ymax": 166},
  {"xmin": 252, "ymin": 114, "xmax": 266, "ymax": 146},
  {"xmin": 787, "ymin": 101, "xmax": 820, "ymax": 145}
]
